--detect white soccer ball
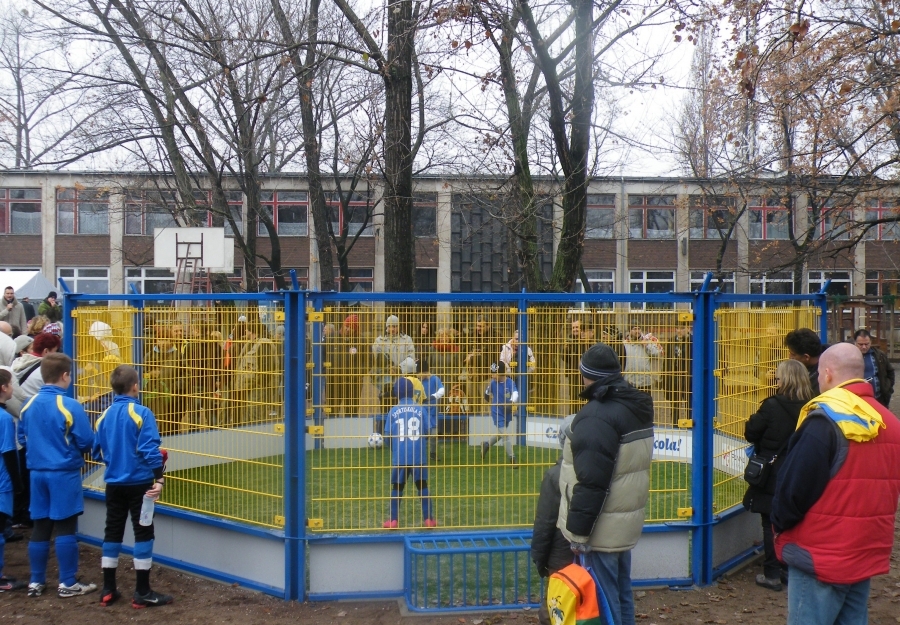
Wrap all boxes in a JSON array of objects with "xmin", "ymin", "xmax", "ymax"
[{"xmin": 368, "ymin": 433, "xmax": 384, "ymax": 449}]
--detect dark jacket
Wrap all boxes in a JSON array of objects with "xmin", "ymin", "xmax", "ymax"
[
  {"xmin": 742, "ymin": 394, "xmax": 805, "ymax": 514},
  {"xmin": 868, "ymin": 347, "xmax": 895, "ymax": 407},
  {"xmin": 558, "ymin": 375, "xmax": 654, "ymax": 550},
  {"xmin": 530, "ymin": 460, "xmax": 572, "ymax": 577}
]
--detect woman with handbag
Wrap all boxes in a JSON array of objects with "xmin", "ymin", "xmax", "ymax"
[{"xmin": 743, "ymin": 359, "xmax": 814, "ymax": 591}]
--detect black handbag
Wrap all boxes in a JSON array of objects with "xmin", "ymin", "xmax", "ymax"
[{"xmin": 743, "ymin": 439, "xmax": 789, "ymax": 486}]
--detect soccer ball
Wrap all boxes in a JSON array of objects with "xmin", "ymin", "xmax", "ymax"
[{"xmin": 367, "ymin": 433, "xmax": 384, "ymax": 449}]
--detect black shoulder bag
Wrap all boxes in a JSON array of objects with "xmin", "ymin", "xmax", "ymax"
[{"xmin": 743, "ymin": 437, "xmax": 790, "ymax": 486}]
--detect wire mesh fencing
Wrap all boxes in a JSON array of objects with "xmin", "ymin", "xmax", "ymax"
[
  {"xmin": 75, "ymin": 301, "xmax": 286, "ymax": 528},
  {"xmin": 712, "ymin": 305, "xmax": 821, "ymax": 513},
  {"xmin": 306, "ymin": 300, "xmax": 696, "ymax": 532}
]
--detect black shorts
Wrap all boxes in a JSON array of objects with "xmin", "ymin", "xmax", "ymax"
[{"xmin": 104, "ymin": 483, "xmax": 155, "ymax": 544}]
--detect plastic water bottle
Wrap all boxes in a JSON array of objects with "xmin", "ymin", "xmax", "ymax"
[{"xmin": 139, "ymin": 495, "xmax": 155, "ymax": 526}]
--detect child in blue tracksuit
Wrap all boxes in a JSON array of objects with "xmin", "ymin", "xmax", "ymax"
[
  {"xmin": 383, "ymin": 378, "xmax": 435, "ymax": 529},
  {"xmin": 480, "ymin": 361, "xmax": 519, "ymax": 466},
  {"xmin": 93, "ymin": 365, "xmax": 172, "ymax": 608},
  {"xmin": 417, "ymin": 358, "xmax": 444, "ymax": 462},
  {"xmin": 0, "ymin": 369, "xmax": 25, "ymax": 592},
  {"xmin": 17, "ymin": 353, "xmax": 96, "ymax": 598}
]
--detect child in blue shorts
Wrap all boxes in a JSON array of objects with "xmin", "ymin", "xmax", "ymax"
[
  {"xmin": 93, "ymin": 365, "xmax": 172, "ymax": 608},
  {"xmin": 481, "ymin": 361, "xmax": 519, "ymax": 466},
  {"xmin": 0, "ymin": 369, "xmax": 25, "ymax": 591},
  {"xmin": 417, "ymin": 358, "xmax": 444, "ymax": 462},
  {"xmin": 382, "ymin": 378, "xmax": 435, "ymax": 529},
  {"xmin": 18, "ymin": 353, "xmax": 96, "ymax": 598}
]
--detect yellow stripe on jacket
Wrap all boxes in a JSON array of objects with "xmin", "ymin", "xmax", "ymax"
[
  {"xmin": 797, "ymin": 382, "xmax": 885, "ymax": 442},
  {"xmin": 56, "ymin": 395, "xmax": 74, "ymax": 446}
]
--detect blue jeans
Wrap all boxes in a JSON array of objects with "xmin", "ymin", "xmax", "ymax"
[
  {"xmin": 584, "ymin": 550, "xmax": 634, "ymax": 625},
  {"xmin": 787, "ymin": 566, "xmax": 870, "ymax": 625}
]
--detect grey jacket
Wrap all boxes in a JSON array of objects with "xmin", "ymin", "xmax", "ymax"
[
  {"xmin": 557, "ymin": 375, "xmax": 654, "ymax": 551},
  {"xmin": 0, "ymin": 298, "xmax": 27, "ymax": 336}
]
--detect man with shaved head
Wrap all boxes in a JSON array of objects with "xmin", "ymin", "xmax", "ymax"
[{"xmin": 772, "ymin": 342, "xmax": 900, "ymax": 624}]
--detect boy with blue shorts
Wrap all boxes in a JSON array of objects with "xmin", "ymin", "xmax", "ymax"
[
  {"xmin": 480, "ymin": 361, "xmax": 519, "ymax": 466},
  {"xmin": 417, "ymin": 358, "xmax": 445, "ymax": 462},
  {"xmin": 18, "ymin": 353, "xmax": 96, "ymax": 598},
  {"xmin": 382, "ymin": 378, "xmax": 436, "ymax": 529},
  {"xmin": 93, "ymin": 365, "xmax": 172, "ymax": 608},
  {"xmin": 0, "ymin": 369, "xmax": 25, "ymax": 591}
]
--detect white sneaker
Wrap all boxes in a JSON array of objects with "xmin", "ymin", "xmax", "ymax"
[
  {"xmin": 58, "ymin": 581, "xmax": 97, "ymax": 598},
  {"xmin": 27, "ymin": 582, "xmax": 44, "ymax": 597}
]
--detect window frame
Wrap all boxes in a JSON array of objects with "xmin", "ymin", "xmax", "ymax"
[
  {"xmin": 688, "ymin": 195, "xmax": 737, "ymax": 240},
  {"xmin": 0, "ymin": 188, "xmax": 42, "ymax": 235},
  {"xmin": 413, "ymin": 193, "xmax": 437, "ymax": 238},
  {"xmin": 56, "ymin": 188, "xmax": 110, "ymax": 235},
  {"xmin": 260, "ymin": 191, "xmax": 309, "ymax": 237},
  {"xmin": 808, "ymin": 270, "xmax": 852, "ymax": 298},
  {"xmin": 864, "ymin": 199, "xmax": 900, "ymax": 241},
  {"xmin": 628, "ymin": 270, "xmax": 675, "ymax": 309},
  {"xmin": 326, "ymin": 191, "xmax": 373, "ymax": 237},
  {"xmin": 627, "ymin": 195, "xmax": 675, "ymax": 239},
  {"xmin": 747, "ymin": 197, "xmax": 790, "ymax": 240},
  {"xmin": 585, "ymin": 194, "xmax": 616, "ymax": 239},
  {"xmin": 57, "ymin": 267, "xmax": 110, "ymax": 294},
  {"xmin": 689, "ymin": 270, "xmax": 735, "ymax": 293}
]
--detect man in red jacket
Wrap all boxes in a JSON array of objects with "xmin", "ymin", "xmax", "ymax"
[{"xmin": 772, "ymin": 342, "xmax": 900, "ymax": 625}]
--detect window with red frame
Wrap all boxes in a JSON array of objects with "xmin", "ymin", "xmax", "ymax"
[
  {"xmin": 864, "ymin": 199, "xmax": 900, "ymax": 241},
  {"xmin": 57, "ymin": 188, "xmax": 109, "ymax": 235},
  {"xmin": 688, "ymin": 195, "xmax": 738, "ymax": 239},
  {"xmin": 748, "ymin": 197, "xmax": 789, "ymax": 240},
  {"xmin": 0, "ymin": 188, "xmax": 41, "ymax": 234},
  {"xmin": 586, "ymin": 194, "xmax": 616, "ymax": 239},
  {"xmin": 259, "ymin": 191, "xmax": 308, "ymax": 236},
  {"xmin": 808, "ymin": 199, "xmax": 853, "ymax": 240},
  {"xmin": 628, "ymin": 195, "xmax": 675, "ymax": 239},
  {"xmin": 327, "ymin": 191, "xmax": 373, "ymax": 237}
]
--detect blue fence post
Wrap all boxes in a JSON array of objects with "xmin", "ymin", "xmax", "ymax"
[
  {"xmin": 516, "ymin": 291, "xmax": 528, "ymax": 447},
  {"xmin": 59, "ymin": 278, "xmax": 77, "ymax": 399},
  {"xmin": 283, "ymin": 289, "xmax": 306, "ymax": 601},
  {"xmin": 690, "ymin": 278, "xmax": 715, "ymax": 586}
]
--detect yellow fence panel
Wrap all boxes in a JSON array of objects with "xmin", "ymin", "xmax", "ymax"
[
  {"xmin": 713, "ymin": 306, "xmax": 821, "ymax": 513},
  {"xmin": 307, "ymin": 303, "xmax": 695, "ymax": 532},
  {"xmin": 77, "ymin": 304, "xmax": 284, "ymax": 528}
]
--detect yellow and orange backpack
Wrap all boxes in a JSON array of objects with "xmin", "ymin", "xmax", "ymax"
[{"xmin": 545, "ymin": 555, "xmax": 613, "ymax": 625}]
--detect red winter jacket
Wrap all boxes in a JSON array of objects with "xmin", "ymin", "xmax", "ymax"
[{"xmin": 774, "ymin": 383, "xmax": 900, "ymax": 585}]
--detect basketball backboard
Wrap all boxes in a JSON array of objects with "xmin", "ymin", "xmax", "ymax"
[{"xmin": 153, "ymin": 228, "xmax": 227, "ymax": 270}]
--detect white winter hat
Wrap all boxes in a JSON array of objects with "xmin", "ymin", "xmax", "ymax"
[
  {"xmin": 400, "ymin": 357, "xmax": 418, "ymax": 375},
  {"xmin": 386, "ymin": 315, "xmax": 400, "ymax": 327}
]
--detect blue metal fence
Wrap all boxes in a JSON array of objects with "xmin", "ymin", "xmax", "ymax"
[{"xmin": 62, "ymin": 277, "xmax": 827, "ymax": 605}]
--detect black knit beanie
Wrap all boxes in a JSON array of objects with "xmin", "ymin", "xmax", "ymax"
[{"xmin": 579, "ymin": 343, "xmax": 621, "ymax": 381}]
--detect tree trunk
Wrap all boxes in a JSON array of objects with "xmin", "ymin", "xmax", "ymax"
[
  {"xmin": 382, "ymin": 0, "xmax": 416, "ymax": 292},
  {"xmin": 271, "ymin": 0, "xmax": 335, "ymax": 291}
]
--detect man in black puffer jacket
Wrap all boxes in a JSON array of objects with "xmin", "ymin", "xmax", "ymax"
[{"xmin": 558, "ymin": 343, "xmax": 654, "ymax": 625}]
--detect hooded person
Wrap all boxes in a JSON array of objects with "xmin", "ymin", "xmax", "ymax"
[
  {"xmin": 37, "ymin": 292, "xmax": 61, "ymax": 323},
  {"xmin": 7, "ymin": 334, "xmax": 62, "ymax": 418},
  {"xmin": 557, "ymin": 343, "xmax": 655, "ymax": 625}
]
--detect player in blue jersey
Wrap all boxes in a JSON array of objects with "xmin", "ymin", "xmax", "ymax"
[
  {"xmin": 382, "ymin": 378, "xmax": 436, "ymax": 529},
  {"xmin": 18, "ymin": 353, "xmax": 96, "ymax": 598},
  {"xmin": 93, "ymin": 365, "xmax": 172, "ymax": 609},
  {"xmin": 417, "ymin": 358, "xmax": 445, "ymax": 462},
  {"xmin": 0, "ymin": 369, "xmax": 26, "ymax": 591},
  {"xmin": 481, "ymin": 361, "xmax": 520, "ymax": 466}
]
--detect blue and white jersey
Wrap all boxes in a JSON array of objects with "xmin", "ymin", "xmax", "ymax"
[
  {"xmin": 387, "ymin": 399, "xmax": 427, "ymax": 468},
  {"xmin": 485, "ymin": 378, "xmax": 518, "ymax": 427},
  {"xmin": 420, "ymin": 374, "xmax": 444, "ymax": 432},
  {"xmin": 0, "ymin": 406, "xmax": 16, "ymax": 493}
]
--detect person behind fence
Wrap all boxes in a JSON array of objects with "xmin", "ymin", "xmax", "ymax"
[
  {"xmin": 92, "ymin": 365, "xmax": 172, "ymax": 608},
  {"xmin": 382, "ymin": 378, "xmax": 436, "ymax": 529},
  {"xmin": 622, "ymin": 326, "xmax": 661, "ymax": 394},
  {"xmin": 784, "ymin": 328, "xmax": 826, "ymax": 394},
  {"xmin": 663, "ymin": 322, "xmax": 692, "ymax": 425},
  {"xmin": 772, "ymin": 343, "xmax": 900, "ymax": 625},
  {"xmin": 480, "ymin": 361, "xmax": 519, "ymax": 467},
  {"xmin": 852, "ymin": 329, "xmax": 894, "ymax": 407},
  {"xmin": 531, "ymin": 415, "xmax": 575, "ymax": 625},
  {"xmin": 742, "ymin": 359, "xmax": 813, "ymax": 592},
  {"xmin": 558, "ymin": 343, "xmax": 654, "ymax": 625},
  {"xmin": 417, "ymin": 358, "xmax": 445, "ymax": 462},
  {"xmin": 0, "ymin": 369, "xmax": 26, "ymax": 592},
  {"xmin": 18, "ymin": 352, "xmax": 96, "ymax": 598},
  {"xmin": 372, "ymin": 315, "xmax": 416, "ymax": 423}
]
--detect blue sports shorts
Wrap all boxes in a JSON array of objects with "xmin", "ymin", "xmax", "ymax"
[
  {"xmin": 0, "ymin": 490, "xmax": 11, "ymax": 517},
  {"xmin": 29, "ymin": 470, "xmax": 84, "ymax": 520},
  {"xmin": 391, "ymin": 466, "xmax": 428, "ymax": 484}
]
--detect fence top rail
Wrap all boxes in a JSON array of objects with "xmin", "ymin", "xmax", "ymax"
[
  {"xmin": 714, "ymin": 293, "xmax": 826, "ymax": 304},
  {"xmin": 65, "ymin": 292, "xmax": 286, "ymax": 303},
  {"xmin": 308, "ymin": 291, "xmax": 698, "ymax": 304}
]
